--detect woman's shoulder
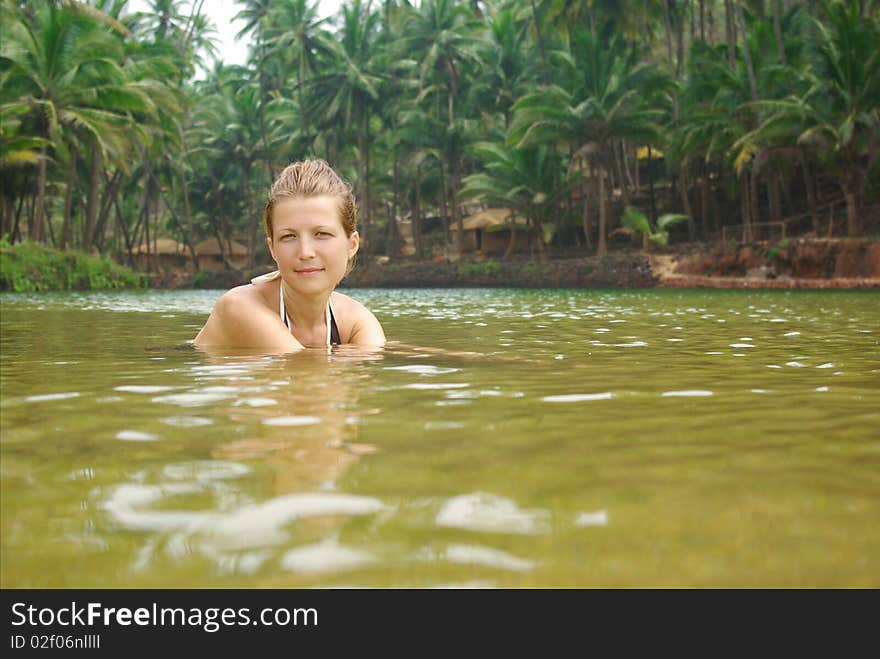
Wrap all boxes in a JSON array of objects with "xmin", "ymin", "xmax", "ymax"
[
  {"xmin": 215, "ymin": 282, "xmax": 273, "ymax": 315},
  {"xmin": 330, "ymin": 290, "xmax": 371, "ymax": 317},
  {"xmin": 331, "ymin": 291, "xmax": 385, "ymax": 346}
]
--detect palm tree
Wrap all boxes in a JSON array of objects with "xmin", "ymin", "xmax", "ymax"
[
  {"xmin": 401, "ymin": 0, "xmax": 485, "ymax": 256},
  {"xmin": 188, "ymin": 66, "xmax": 269, "ymax": 267},
  {"xmin": 263, "ymin": 0, "xmax": 332, "ymax": 151},
  {"xmin": 749, "ymin": 0, "xmax": 880, "ymax": 236},
  {"xmin": 461, "ymin": 141, "xmax": 574, "ymax": 260},
  {"xmin": 308, "ymin": 0, "xmax": 384, "ymax": 249},
  {"xmin": 1, "ymin": 1, "xmax": 150, "ymax": 246},
  {"xmin": 509, "ymin": 30, "xmax": 671, "ymax": 256},
  {"xmin": 470, "ymin": 6, "xmax": 536, "ymax": 130}
]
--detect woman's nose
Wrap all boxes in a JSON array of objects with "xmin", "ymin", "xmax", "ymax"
[{"xmin": 296, "ymin": 237, "xmax": 316, "ymax": 258}]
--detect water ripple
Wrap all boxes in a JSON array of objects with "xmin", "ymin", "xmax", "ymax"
[
  {"xmin": 435, "ymin": 493, "xmax": 550, "ymax": 535},
  {"xmin": 542, "ymin": 393, "xmax": 615, "ymax": 403}
]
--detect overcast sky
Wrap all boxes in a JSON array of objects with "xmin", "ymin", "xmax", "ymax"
[{"xmin": 126, "ymin": 0, "xmax": 345, "ymax": 69}]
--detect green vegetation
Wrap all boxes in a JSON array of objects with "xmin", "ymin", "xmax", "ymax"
[
  {"xmin": 190, "ymin": 270, "xmax": 209, "ymax": 288},
  {"xmin": 0, "ymin": 241, "xmax": 147, "ymax": 291},
  {"xmin": 0, "ymin": 0, "xmax": 877, "ymax": 275},
  {"xmin": 458, "ymin": 259, "xmax": 502, "ymax": 277},
  {"xmin": 622, "ymin": 206, "xmax": 690, "ymax": 247}
]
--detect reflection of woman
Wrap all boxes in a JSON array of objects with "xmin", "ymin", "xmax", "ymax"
[
  {"xmin": 194, "ymin": 159, "xmax": 385, "ymax": 352},
  {"xmin": 211, "ymin": 354, "xmax": 381, "ymax": 494}
]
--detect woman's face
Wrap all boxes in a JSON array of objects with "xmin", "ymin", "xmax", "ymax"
[{"xmin": 268, "ymin": 195, "xmax": 359, "ymax": 295}]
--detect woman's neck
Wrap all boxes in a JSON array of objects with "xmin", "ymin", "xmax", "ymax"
[{"xmin": 280, "ymin": 280, "xmax": 330, "ymax": 332}]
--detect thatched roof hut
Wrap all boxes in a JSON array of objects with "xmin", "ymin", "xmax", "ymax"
[
  {"xmin": 450, "ymin": 208, "xmax": 528, "ymax": 232},
  {"xmin": 194, "ymin": 238, "xmax": 249, "ymax": 271},
  {"xmin": 194, "ymin": 238, "xmax": 248, "ymax": 256},
  {"xmin": 449, "ymin": 208, "xmax": 532, "ymax": 255},
  {"xmin": 129, "ymin": 238, "xmax": 191, "ymax": 272},
  {"xmin": 131, "ymin": 238, "xmax": 187, "ymax": 255}
]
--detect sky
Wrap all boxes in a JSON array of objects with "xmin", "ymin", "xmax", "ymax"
[{"xmin": 126, "ymin": 0, "xmax": 345, "ymax": 69}]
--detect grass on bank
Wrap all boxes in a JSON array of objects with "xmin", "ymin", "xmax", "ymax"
[{"xmin": 0, "ymin": 240, "xmax": 148, "ymax": 292}]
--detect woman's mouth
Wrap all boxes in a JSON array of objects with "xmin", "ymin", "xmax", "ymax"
[{"xmin": 295, "ymin": 268, "xmax": 324, "ymax": 276}]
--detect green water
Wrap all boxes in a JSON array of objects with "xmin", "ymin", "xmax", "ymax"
[{"xmin": 1, "ymin": 288, "xmax": 878, "ymax": 587}]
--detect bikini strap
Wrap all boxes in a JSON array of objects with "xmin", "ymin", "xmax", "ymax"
[{"xmin": 280, "ymin": 281, "xmax": 336, "ymax": 347}]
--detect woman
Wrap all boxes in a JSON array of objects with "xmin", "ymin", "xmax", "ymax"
[{"xmin": 194, "ymin": 159, "xmax": 386, "ymax": 352}]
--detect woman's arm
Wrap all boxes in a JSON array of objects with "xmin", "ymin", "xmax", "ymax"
[
  {"xmin": 348, "ymin": 306, "xmax": 386, "ymax": 348},
  {"xmin": 194, "ymin": 286, "xmax": 305, "ymax": 353}
]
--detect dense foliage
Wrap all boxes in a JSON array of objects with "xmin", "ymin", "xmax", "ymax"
[
  {"xmin": 1, "ymin": 0, "xmax": 877, "ymax": 270},
  {"xmin": 0, "ymin": 238, "xmax": 147, "ymax": 290}
]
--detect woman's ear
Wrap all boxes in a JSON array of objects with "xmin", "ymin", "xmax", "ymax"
[
  {"xmin": 266, "ymin": 236, "xmax": 276, "ymax": 263},
  {"xmin": 348, "ymin": 231, "xmax": 360, "ymax": 258}
]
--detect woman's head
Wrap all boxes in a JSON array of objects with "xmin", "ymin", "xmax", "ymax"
[
  {"xmin": 264, "ymin": 159, "xmax": 358, "ymax": 276},
  {"xmin": 264, "ymin": 159, "xmax": 356, "ymax": 238}
]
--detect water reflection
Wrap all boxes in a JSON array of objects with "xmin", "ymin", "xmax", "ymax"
[{"xmin": 96, "ymin": 349, "xmax": 387, "ymax": 577}]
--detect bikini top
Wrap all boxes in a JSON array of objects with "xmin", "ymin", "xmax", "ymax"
[{"xmin": 251, "ymin": 270, "xmax": 340, "ymax": 347}]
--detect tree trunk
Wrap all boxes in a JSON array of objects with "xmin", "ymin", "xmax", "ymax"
[
  {"xmin": 0, "ymin": 192, "xmax": 7, "ymax": 239},
  {"xmin": 700, "ymin": 166, "xmax": 711, "ymax": 239},
  {"xmin": 739, "ymin": 174, "xmax": 751, "ymax": 242},
  {"xmin": 45, "ymin": 206, "xmax": 56, "ymax": 247},
  {"xmin": 662, "ymin": 1, "xmax": 676, "ymax": 75},
  {"xmin": 177, "ymin": 125, "xmax": 199, "ymax": 272},
  {"xmin": 94, "ymin": 171, "xmax": 121, "ymax": 252},
  {"xmin": 357, "ymin": 114, "xmax": 372, "ymax": 255},
  {"xmin": 503, "ymin": 210, "xmax": 517, "ymax": 261},
  {"xmin": 529, "ymin": 0, "xmax": 548, "ymax": 68},
  {"xmin": 33, "ymin": 147, "xmax": 47, "ymax": 242},
  {"xmin": 364, "ymin": 114, "xmax": 373, "ymax": 255},
  {"xmin": 615, "ymin": 141, "xmax": 631, "ymax": 206},
  {"xmin": 412, "ymin": 161, "xmax": 423, "ymax": 259},
  {"xmin": 676, "ymin": 0, "xmax": 685, "ymax": 77},
  {"xmin": 749, "ymin": 169, "xmax": 760, "ymax": 238},
  {"xmin": 244, "ymin": 161, "xmax": 257, "ymax": 269},
  {"xmin": 768, "ymin": 173, "xmax": 782, "ymax": 224},
  {"xmin": 14, "ymin": 194, "xmax": 25, "ymax": 243},
  {"xmin": 438, "ymin": 164, "xmax": 451, "ymax": 255},
  {"xmin": 772, "ymin": 0, "xmax": 787, "ymax": 66},
  {"xmin": 535, "ymin": 219, "xmax": 547, "ymax": 262},
  {"xmin": 580, "ymin": 160, "xmax": 593, "ymax": 251},
  {"xmin": 144, "ymin": 191, "xmax": 152, "ymax": 271},
  {"xmin": 450, "ymin": 166, "xmax": 463, "ymax": 259},
  {"xmin": 735, "ymin": 1, "xmax": 759, "ymax": 102},
  {"xmin": 798, "ymin": 151, "xmax": 819, "ymax": 233},
  {"xmin": 388, "ymin": 157, "xmax": 401, "ymax": 256},
  {"xmin": 725, "ymin": 0, "xmax": 737, "ymax": 68},
  {"xmin": 700, "ymin": 0, "xmax": 706, "ymax": 42},
  {"xmin": 648, "ymin": 147, "xmax": 658, "ymax": 223},
  {"xmin": 83, "ymin": 148, "xmax": 101, "ymax": 250},
  {"xmin": 712, "ymin": 166, "xmax": 723, "ymax": 239},
  {"xmin": 690, "ymin": 0, "xmax": 696, "ymax": 47},
  {"xmin": 679, "ymin": 166, "xmax": 696, "ymax": 240},
  {"xmin": 113, "ymin": 196, "xmax": 134, "ymax": 267},
  {"xmin": 844, "ymin": 188, "xmax": 859, "ymax": 236},
  {"xmin": 707, "ymin": 0, "xmax": 716, "ymax": 44},
  {"xmin": 61, "ymin": 154, "xmax": 77, "ymax": 250},
  {"xmin": 598, "ymin": 165, "xmax": 608, "ymax": 257}
]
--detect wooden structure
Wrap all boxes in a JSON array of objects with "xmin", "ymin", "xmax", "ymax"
[
  {"xmin": 450, "ymin": 208, "xmax": 532, "ymax": 256},
  {"xmin": 194, "ymin": 238, "xmax": 249, "ymax": 271},
  {"xmin": 131, "ymin": 238, "xmax": 190, "ymax": 272}
]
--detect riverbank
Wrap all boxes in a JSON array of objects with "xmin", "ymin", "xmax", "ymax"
[
  {"xmin": 0, "ymin": 241, "xmax": 147, "ymax": 292},
  {"xmin": 163, "ymin": 239, "xmax": 880, "ymax": 290},
  {"xmin": 4, "ymin": 238, "xmax": 878, "ymax": 292},
  {"xmin": 152, "ymin": 250, "xmax": 657, "ymax": 290},
  {"xmin": 648, "ymin": 238, "xmax": 880, "ymax": 289}
]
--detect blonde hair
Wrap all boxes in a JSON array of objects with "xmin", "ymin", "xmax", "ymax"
[{"xmin": 264, "ymin": 159, "xmax": 358, "ymax": 275}]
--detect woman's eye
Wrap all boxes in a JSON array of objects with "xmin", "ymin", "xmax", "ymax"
[{"xmin": 317, "ymin": 232, "xmax": 333, "ymax": 237}]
